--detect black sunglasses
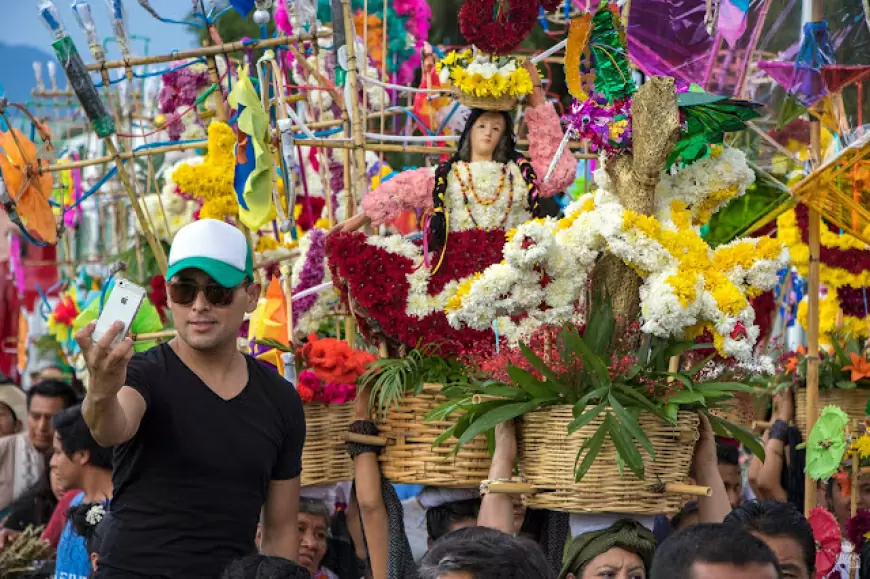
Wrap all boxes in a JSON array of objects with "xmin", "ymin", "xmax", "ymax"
[{"xmin": 167, "ymin": 280, "xmax": 248, "ymax": 307}]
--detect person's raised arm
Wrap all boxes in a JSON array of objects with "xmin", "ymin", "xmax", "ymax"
[
  {"xmin": 76, "ymin": 321, "xmax": 146, "ymax": 448},
  {"xmin": 693, "ymin": 413, "xmax": 732, "ymax": 523},
  {"xmin": 349, "ymin": 388, "xmax": 389, "ymax": 579},
  {"xmin": 260, "ymin": 477, "xmax": 301, "ymax": 560},
  {"xmin": 477, "ymin": 420, "xmax": 518, "ymax": 534},
  {"xmin": 750, "ymin": 389, "xmax": 791, "ymax": 501},
  {"xmin": 522, "ymin": 61, "xmax": 578, "ymax": 197}
]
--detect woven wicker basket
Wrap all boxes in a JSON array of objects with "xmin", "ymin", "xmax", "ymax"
[
  {"xmin": 795, "ymin": 388, "xmax": 870, "ymax": 435},
  {"xmin": 710, "ymin": 392, "xmax": 759, "ymax": 429},
  {"xmin": 517, "ymin": 406, "xmax": 699, "ymax": 515},
  {"xmin": 377, "ymin": 383, "xmax": 492, "ymax": 487},
  {"xmin": 301, "ymin": 403, "xmax": 354, "ymax": 487},
  {"xmin": 452, "ymin": 89, "xmax": 518, "ymax": 112}
]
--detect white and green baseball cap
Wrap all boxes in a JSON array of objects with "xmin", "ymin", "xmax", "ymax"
[{"xmin": 166, "ymin": 219, "xmax": 255, "ymax": 288}]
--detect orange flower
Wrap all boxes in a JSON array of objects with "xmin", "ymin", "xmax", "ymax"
[
  {"xmin": 302, "ymin": 334, "xmax": 376, "ymax": 384},
  {"xmin": 843, "ymin": 352, "xmax": 870, "ymax": 382},
  {"xmin": 785, "ymin": 345, "xmax": 806, "ymax": 374}
]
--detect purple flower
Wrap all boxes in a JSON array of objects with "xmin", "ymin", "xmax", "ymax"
[{"xmin": 292, "ymin": 229, "xmax": 327, "ymax": 325}]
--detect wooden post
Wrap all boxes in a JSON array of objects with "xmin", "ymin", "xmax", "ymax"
[
  {"xmin": 803, "ymin": 0, "xmax": 823, "ymax": 517},
  {"xmin": 104, "ymin": 138, "xmax": 168, "ymax": 274},
  {"xmin": 341, "ymin": 0, "xmax": 368, "ymax": 215}
]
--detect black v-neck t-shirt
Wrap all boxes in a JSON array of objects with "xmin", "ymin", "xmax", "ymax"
[{"xmin": 95, "ymin": 343, "xmax": 306, "ymax": 579}]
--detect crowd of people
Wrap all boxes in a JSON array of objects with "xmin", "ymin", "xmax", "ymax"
[{"xmin": 0, "ymin": 220, "xmax": 866, "ymax": 579}]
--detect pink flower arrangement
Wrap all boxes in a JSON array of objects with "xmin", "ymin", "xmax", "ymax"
[{"xmin": 297, "ymin": 370, "xmax": 358, "ymax": 405}]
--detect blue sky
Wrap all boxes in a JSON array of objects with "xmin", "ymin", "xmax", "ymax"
[{"xmin": 2, "ymin": 1, "xmax": 199, "ymax": 61}]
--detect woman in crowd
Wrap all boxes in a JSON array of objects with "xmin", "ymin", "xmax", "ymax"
[{"xmin": 558, "ymin": 520, "xmax": 656, "ymax": 579}]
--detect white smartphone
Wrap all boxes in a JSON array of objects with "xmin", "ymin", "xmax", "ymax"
[{"xmin": 92, "ymin": 279, "xmax": 147, "ymax": 347}]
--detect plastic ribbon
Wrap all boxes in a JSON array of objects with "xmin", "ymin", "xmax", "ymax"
[
  {"xmin": 71, "ymin": 0, "xmax": 105, "ymax": 61},
  {"xmin": 565, "ymin": 14, "xmax": 592, "ymax": 102},
  {"xmin": 588, "ymin": 3, "xmax": 634, "ymax": 102},
  {"xmin": 227, "ymin": 64, "xmax": 273, "ymax": 229},
  {"xmin": 32, "ymin": 62, "xmax": 44, "ymax": 91},
  {"xmin": 105, "ymin": 0, "xmax": 132, "ymax": 59},
  {"xmin": 38, "ymin": 0, "xmax": 66, "ymax": 41}
]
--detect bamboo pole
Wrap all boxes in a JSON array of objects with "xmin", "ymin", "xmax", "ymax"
[
  {"xmin": 342, "ymin": 0, "xmax": 368, "ymax": 216},
  {"xmin": 104, "ymin": 138, "xmax": 168, "ymax": 274},
  {"xmin": 803, "ymin": 0, "xmax": 823, "ymax": 517},
  {"xmin": 85, "ymin": 32, "xmax": 328, "ymax": 72},
  {"xmin": 45, "ymin": 136, "xmax": 599, "ymax": 174},
  {"xmin": 481, "ymin": 480, "xmax": 712, "ymax": 497}
]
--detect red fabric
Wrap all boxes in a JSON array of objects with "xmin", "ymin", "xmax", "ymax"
[
  {"xmin": 0, "ymin": 261, "xmax": 18, "ymax": 378},
  {"xmin": 41, "ymin": 489, "xmax": 81, "ymax": 548}
]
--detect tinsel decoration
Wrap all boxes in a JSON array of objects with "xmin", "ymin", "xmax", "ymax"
[{"xmin": 565, "ymin": 13, "xmax": 593, "ymax": 101}]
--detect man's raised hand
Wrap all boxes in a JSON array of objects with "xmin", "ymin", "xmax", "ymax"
[{"xmin": 75, "ymin": 321, "xmax": 134, "ymax": 402}]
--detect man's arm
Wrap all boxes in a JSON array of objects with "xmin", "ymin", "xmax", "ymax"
[
  {"xmin": 260, "ymin": 477, "xmax": 300, "ymax": 560},
  {"xmin": 76, "ymin": 321, "xmax": 147, "ymax": 447},
  {"xmin": 82, "ymin": 386, "xmax": 147, "ymax": 447}
]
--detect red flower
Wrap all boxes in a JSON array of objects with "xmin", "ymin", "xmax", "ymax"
[
  {"xmin": 730, "ymin": 322, "xmax": 747, "ymax": 340},
  {"xmin": 458, "ymin": 0, "xmax": 538, "ymax": 56}
]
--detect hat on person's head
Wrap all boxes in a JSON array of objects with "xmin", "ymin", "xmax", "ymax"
[
  {"xmin": 0, "ymin": 384, "xmax": 27, "ymax": 424},
  {"xmin": 166, "ymin": 219, "xmax": 254, "ymax": 288}
]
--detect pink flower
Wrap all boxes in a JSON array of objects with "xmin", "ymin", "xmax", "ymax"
[
  {"xmin": 298, "ymin": 370, "xmax": 323, "ymax": 403},
  {"xmin": 321, "ymin": 383, "xmax": 357, "ymax": 405}
]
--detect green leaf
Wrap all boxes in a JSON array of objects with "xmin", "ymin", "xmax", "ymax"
[
  {"xmin": 574, "ymin": 421, "xmax": 608, "ymax": 482},
  {"xmin": 457, "ymin": 400, "xmax": 542, "ymax": 446},
  {"xmin": 507, "ymin": 365, "xmax": 558, "ymax": 401},
  {"xmin": 432, "ymin": 423, "xmax": 459, "ymax": 447},
  {"xmin": 518, "ymin": 342, "xmax": 570, "ymax": 396},
  {"xmin": 568, "ymin": 401, "xmax": 607, "ymax": 434},
  {"xmin": 606, "ymin": 414, "xmax": 645, "ymax": 479},
  {"xmin": 666, "ymin": 390, "xmax": 707, "ymax": 405},
  {"xmin": 665, "ymin": 340, "xmax": 695, "ymax": 360},
  {"xmin": 611, "ymin": 383, "xmax": 665, "ymax": 417},
  {"xmin": 425, "ymin": 397, "xmax": 473, "ymax": 422},
  {"xmin": 479, "ymin": 382, "xmax": 527, "ymax": 399},
  {"xmin": 837, "ymin": 380, "xmax": 857, "ymax": 390},
  {"xmin": 575, "ymin": 386, "xmax": 610, "ymax": 411},
  {"xmin": 584, "ymin": 292, "xmax": 616, "ymax": 356},
  {"xmin": 695, "ymin": 381, "xmax": 758, "ymax": 393},
  {"xmin": 608, "ymin": 393, "xmax": 655, "ymax": 456},
  {"xmin": 831, "ymin": 339, "xmax": 852, "ymax": 368},
  {"xmin": 708, "ymin": 413, "xmax": 765, "ymax": 461},
  {"xmin": 562, "ymin": 326, "xmax": 612, "ymax": 388},
  {"xmin": 664, "ymin": 403, "xmax": 679, "ymax": 423}
]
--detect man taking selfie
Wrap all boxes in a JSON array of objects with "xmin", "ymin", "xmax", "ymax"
[{"xmin": 77, "ymin": 219, "xmax": 306, "ymax": 579}]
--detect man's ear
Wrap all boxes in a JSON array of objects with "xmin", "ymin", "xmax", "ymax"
[
  {"xmin": 74, "ymin": 450, "xmax": 91, "ymax": 467},
  {"xmin": 245, "ymin": 283, "xmax": 262, "ymax": 313}
]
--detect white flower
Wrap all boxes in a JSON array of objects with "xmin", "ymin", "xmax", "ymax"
[
  {"xmin": 85, "ymin": 503, "xmax": 105, "ymax": 526},
  {"xmin": 439, "ymin": 67, "xmax": 451, "ymax": 84}
]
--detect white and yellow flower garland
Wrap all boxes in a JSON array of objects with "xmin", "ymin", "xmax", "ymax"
[{"xmin": 443, "ymin": 147, "xmax": 789, "ymax": 359}]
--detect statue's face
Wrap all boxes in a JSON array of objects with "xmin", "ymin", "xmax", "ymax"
[{"xmin": 469, "ymin": 112, "xmax": 506, "ymax": 161}]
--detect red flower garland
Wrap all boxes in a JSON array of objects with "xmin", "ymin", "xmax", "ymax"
[
  {"xmin": 326, "ymin": 230, "xmax": 505, "ymax": 355},
  {"xmin": 459, "ymin": 0, "xmax": 539, "ymax": 56}
]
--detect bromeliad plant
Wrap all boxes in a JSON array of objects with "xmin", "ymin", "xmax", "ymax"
[{"xmin": 429, "ymin": 295, "xmax": 764, "ymax": 481}]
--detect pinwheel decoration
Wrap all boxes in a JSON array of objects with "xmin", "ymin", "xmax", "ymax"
[
  {"xmin": 808, "ymin": 507, "xmax": 841, "ymax": 578},
  {"xmin": 806, "ymin": 405, "xmax": 849, "ymax": 482},
  {"xmin": 0, "ymin": 103, "xmax": 58, "ymax": 245}
]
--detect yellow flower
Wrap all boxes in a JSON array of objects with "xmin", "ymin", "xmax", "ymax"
[
  {"xmin": 460, "ymin": 73, "xmax": 487, "ymax": 97},
  {"xmin": 450, "ymin": 67, "xmax": 467, "ymax": 87},
  {"xmin": 609, "ymin": 119, "xmax": 628, "ymax": 141},
  {"xmin": 489, "ymin": 74, "xmax": 509, "ymax": 98},
  {"xmin": 445, "ymin": 273, "xmax": 482, "ymax": 313},
  {"xmin": 509, "ymin": 69, "xmax": 534, "ymax": 96},
  {"xmin": 256, "ymin": 236, "xmax": 279, "ymax": 253},
  {"xmin": 853, "ymin": 434, "xmax": 870, "ymax": 459}
]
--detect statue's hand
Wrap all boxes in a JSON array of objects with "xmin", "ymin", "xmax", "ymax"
[{"xmin": 329, "ymin": 213, "xmax": 371, "ymax": 236}]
